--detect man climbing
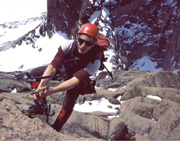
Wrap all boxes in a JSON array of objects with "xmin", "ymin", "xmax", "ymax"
[{"xmin": 30, "ymin": 23, "xmax": 101, "ymax": 132}]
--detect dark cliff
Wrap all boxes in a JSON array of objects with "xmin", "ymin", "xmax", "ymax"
[{"xmin": 46, "ymin": 0, "xmax": 180, "ymax": 71}]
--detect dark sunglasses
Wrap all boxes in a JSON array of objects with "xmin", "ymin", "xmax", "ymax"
[{"xmin": 78, "ymin": 38, "xmax": 94, "ymax": 47}]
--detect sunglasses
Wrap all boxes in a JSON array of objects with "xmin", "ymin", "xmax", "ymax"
[{"xmin": 78, "ymin": 38, "xmax": 94, "ymax": 47}]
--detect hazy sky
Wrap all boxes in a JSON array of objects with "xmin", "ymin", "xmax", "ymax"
[{"xmin": 0, "ymin": 0, "xmax": 47, "ymax": 23}]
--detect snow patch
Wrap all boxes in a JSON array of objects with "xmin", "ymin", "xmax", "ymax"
[
  {"xmin": 146, "ymin": 95, "xmax": 162, "ymax": 101},
  {"xmin": 74, "ymin": 98, "xmax": 120, "ymax": 113}
]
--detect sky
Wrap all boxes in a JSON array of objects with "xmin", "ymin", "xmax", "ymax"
[
  {"xmin": 0, "ymin": 0, "xmax": 163, "ymax": 117},
  {"xmin": 0, "ymin": 0, "xmax": 47, "ymax": 23}
]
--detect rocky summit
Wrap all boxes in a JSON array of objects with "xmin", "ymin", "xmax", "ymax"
[{"xmin": 1, "ymin": 70, "xmax": 180, "ymax": 140}]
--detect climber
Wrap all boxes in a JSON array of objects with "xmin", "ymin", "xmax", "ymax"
[{"xmin": 29, "ymin": 23, "xmax": 101, "ymax": 131}]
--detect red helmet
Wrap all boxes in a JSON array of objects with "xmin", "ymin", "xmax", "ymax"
[{"xmin": 78, "ymin": 23, "xmax": 99, "ymax": 39}]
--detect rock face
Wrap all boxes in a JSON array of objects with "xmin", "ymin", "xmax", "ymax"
[
  {"xmin": 1, "ymin": 70, "xmax": 180, "ymax": 140},
  {"xmin": 0, "ymin": 96, "xmax": 66, "ymax": 140},
  {"xmin": 0, "ymin": 93, "xmax": 102, "ymax": 141}
]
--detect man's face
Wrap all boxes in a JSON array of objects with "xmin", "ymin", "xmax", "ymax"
[{"xmin": 77, "ymin": 34, "xmax": 95, "ymax": 55}]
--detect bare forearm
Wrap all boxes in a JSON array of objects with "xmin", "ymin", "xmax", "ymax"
[
  {"xmin": 36, "ymin": 76, "xmax": 80, "ymax": 99},
  {"xmin": 51, "ymin": 77, "xmax": 80, "ymax": 94},
  {"xmin": 38, "ymin": 65, "xmax": 56, "ymax": 88}
]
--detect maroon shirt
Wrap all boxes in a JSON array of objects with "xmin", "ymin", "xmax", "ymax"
[{"xmin": 50, "ymin": 40, "xmax": 100, "ymax": 83}]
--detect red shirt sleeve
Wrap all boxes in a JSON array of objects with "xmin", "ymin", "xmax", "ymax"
[
  {"xmin": 50, "ymin": 46, "xmax": 65, "ymax": 70},
  {"xmin": 73, "ymin": 69, "xmax": 90, "ymax": 83}
]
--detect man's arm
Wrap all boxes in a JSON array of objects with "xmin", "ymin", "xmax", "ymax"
[
  {"xmin": 51, "ymin": 76, "xmax": 79, "ymax": 93},
  {"xmin": 37, "ymin": 64, "xmax": 56, "ymax": 88},
  {"xmin": 37, "ymin": 76, "xmax": 80, "ymax": 99}
]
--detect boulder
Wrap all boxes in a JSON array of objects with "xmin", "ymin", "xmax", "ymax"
[
  {"xmin": 60, "ymin": 111, "xmax": 109, "ymax": 139},
  {"xmin": 0, "ymin": 96, "xmax": 100, "ymax": 140},
  {"xmin": 150, "ymin": 100, "xmax": 180, "ymax": 140}
]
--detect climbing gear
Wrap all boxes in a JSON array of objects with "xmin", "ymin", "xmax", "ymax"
[
  {"xmin": 78, "ymin": 23, "xmax": 99, "ymax": 39},
  {"xmin": 0, "ymin": 71, "xmax": 57, "ymax": 123},
  {"xmin": 15, "ymin": 72, "xmax": 58, "ymax": 123},
  {"xmin": 23, "ymin": 99, "xmax": 55, "ymax": 124},
  {"xmin": 95, "ymin": 33, "xmax": 114, "ymax": 79}
]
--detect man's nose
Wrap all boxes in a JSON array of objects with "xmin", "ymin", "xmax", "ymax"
[{"xmin": 81, "ymin": 42, "xmax": 86, "ymax": 48}]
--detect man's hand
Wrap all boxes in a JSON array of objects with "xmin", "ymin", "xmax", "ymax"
[{"xmin": 32, "ymin": 86, "xmax": 53, "ymax": 100}]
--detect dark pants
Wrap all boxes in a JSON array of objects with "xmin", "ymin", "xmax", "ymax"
[
  {"xmin": 52, "ymin": 87, "xmax": 80, "ymax": 131},
  {"xmin": 30, "ymin": 66, "xmax": 80, "ymax": 132}
]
